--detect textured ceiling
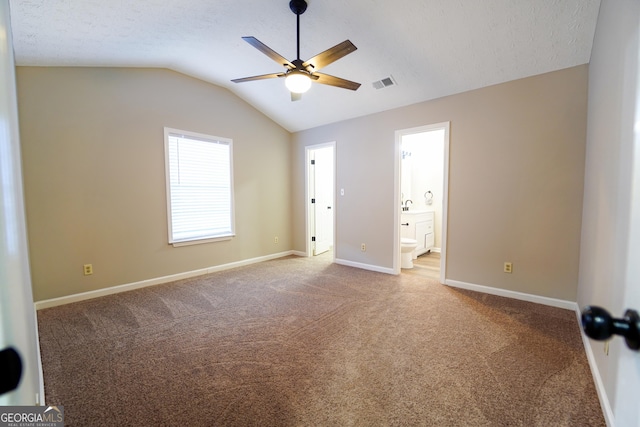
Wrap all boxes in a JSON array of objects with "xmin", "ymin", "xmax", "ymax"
[{"xmin": 9, "ymin": 0, "xmax": 601, "ymax": 132}]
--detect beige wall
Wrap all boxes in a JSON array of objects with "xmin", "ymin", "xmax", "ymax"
[
  {"xmin": 17, "ymin": 67, "xmax": 292, "ymax": 301},
  {"xmin": 18, "ymin": 65, "xmax": 588, "ymax": 303},
  {"xmin": 292, "ymin": 65, "xmax": 588, "ymax": 301},
  {"xmin": 577, "ymin": 0, "xmax": 640, "ymax": 423}
]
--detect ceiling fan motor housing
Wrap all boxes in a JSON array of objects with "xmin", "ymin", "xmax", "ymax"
[{"xmin": 289, "ymin": 0, "xmax": 307, "ymax": 15}]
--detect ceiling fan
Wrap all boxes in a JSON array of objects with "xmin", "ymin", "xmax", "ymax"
[{"xmin": 231, "ymin": 0, "xmax": 361, "ymax": 101}]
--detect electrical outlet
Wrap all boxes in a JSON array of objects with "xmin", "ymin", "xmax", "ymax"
[
  {"xmin": 83, "ymin": 264, "xmax": 93, "ymax": 276},
  {"xmin": 361, "ymin": 243, "xmax": 366, "ymax": 252},
  {"xmin": 274, "ymin": 236, "xmax": 279, "ymax": 244},
  {"xmin": 503, "ymin": 262, "xmax": 512, "ymax": 273}
]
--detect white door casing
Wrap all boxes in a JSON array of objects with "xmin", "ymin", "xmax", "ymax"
[{"xmin": 394, "ymin": 122, "xmax": 450, "ymax": 281}]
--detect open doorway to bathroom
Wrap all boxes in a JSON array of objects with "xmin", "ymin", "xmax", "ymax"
[
  {"xmin": 306, "ymin": 142, "xmax": 335, "ymax": 257},
  {"xmin": 394, "ymin": 123, "xmax": 450, "ymax": 282}
]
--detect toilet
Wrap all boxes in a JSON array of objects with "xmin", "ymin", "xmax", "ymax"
[{"xmin": 400, "ymin": 238, "xmax": 418, "ymax": 269}]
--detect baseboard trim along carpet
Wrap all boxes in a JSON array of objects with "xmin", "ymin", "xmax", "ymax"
[
  {"xmin": 573, "ymin": 307, "xmax": 615, "ymax": 427},
  {"xmin": 444, "ymin": 279, "xmax": 576, "ymax": 310},
  {"xmin": 34, "ymin": 250, "xmax": 296, "ymax": 310},
  {"xmin": 334, "ymin": 258, "xmax": 395, "ymax": 275}
]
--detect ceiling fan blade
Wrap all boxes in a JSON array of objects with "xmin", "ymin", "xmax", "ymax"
[
  {"xmin": 231, "ymin": 73, "xmax": 285, "ymax": 83},
  {"xmin": 313, "ymin": 73, "xmax": 361, "ymax": 91},
  {"xmin": 242, "ymin": 37, "xmax": 294, "ymax": 68},
  {"xmin": 291, "ymin": 92, "xmax": 302, "ymax": 102},
  {"xmin": 302, "ymin": 40, "xmax": 357, "ymax": 71}
]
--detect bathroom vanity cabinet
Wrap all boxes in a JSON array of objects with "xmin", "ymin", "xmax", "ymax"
[{"xmin": 401, "ymin": 211, "xmax": 435, "ymax": 256}]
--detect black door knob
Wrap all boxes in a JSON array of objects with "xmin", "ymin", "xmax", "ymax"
[
  {"xmin": 0, "ymin": 347, "xmax": 22, "ymax": 395},
  {"xmin": 581, "ymin": 306, "xmax": 640, "ymax": 351}
]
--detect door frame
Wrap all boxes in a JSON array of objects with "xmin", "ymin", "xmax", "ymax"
[
  {"xmin": 393, "ymin": 122, "xmax": 450, "ymax": 282},
  {"xmin": 305, "ymin": 142, "xmax": 336, "ymax": 258}
]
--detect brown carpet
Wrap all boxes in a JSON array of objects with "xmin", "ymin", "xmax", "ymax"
[{"xmin": 37, "ymin": 254, "xmax": 605, "ymax": 426}]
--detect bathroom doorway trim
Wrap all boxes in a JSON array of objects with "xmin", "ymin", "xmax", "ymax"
[{"xmin": 393, "ymin": 122, "xmax": 450, "ymax": 282}]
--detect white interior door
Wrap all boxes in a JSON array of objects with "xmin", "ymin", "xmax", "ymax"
[
  {"xmin": 311, "ymin": 146, "xmax": 334, "ymax": 255},
  {"xmin": 616, "ymin": 190, "xmax": 640, "ymax": 426},
  {"xmin": 615, "ymin": 73, "xmax": 640, "ymax": 425},
  {"xmin": 0, "ymin": 1, "xmax": 44, "ymax": 405}
]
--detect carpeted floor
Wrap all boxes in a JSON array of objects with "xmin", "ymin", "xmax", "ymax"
[{"xmin": 37, "ymin": 254, "xmax": 605, "ymax": 426}]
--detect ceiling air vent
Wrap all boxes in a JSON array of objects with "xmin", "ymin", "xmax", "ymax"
[{"xmin": 372, "ymin": 75, "xmax": 396, "ymax": 90}]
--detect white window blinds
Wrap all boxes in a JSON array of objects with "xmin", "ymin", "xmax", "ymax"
[{"xmin": 164, "ymin": 128, "xmax": 234, "ymax": 245}]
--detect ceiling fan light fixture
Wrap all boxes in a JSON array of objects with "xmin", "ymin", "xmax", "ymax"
[
  {"xmin": 285, "ymin": 71, "xmax": 312, "ymax": 93},
  {"xmin": 232, "ymin": 0, "xmax": 360, "ymax": 99}
]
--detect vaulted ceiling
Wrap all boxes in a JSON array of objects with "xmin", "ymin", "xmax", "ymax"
[{"xmin": 9, "ymin": 0, "xmax": 601, "ymax": 132}]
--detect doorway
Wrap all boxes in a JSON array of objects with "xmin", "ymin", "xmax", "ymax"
[
  {"xmin": 394, "ymin": 122, "xmax": 450, "ymax": 282},
  {"xmin": 306, "ymin": 143, "xmax": 335, "ymax": 257}
]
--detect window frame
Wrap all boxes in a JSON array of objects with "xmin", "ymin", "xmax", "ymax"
[{"xmin": 163, "ymin": 127, "xmax": 235, "ymax": 247}]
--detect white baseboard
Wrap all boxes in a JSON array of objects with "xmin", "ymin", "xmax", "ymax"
[
  {"xmin": 334, "ymin": 258, "xmax": 395, "ymax": 275},
  {"xmin": 291, "ymin": 250, "xmax": 307, "ymax": 257},
  {"xmin": 34, "ymin": 251, "xmax": 296, "ymax": 310},
  {"xmin": 573, "ymin": 307, "xmax": 615, "ymax": 427},
  {"xmin": 443, "ymin": 279, "xmax": 576, "ymax": 310}
]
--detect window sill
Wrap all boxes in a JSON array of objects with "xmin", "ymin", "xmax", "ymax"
[{"xmin": 170, "ymin": 235, "xmax": 234, "ymax": 247}]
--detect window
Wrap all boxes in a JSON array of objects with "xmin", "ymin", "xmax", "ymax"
[{"xmin": 164, "ymin": 127, "xmax": 234, "ymax": 246}]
